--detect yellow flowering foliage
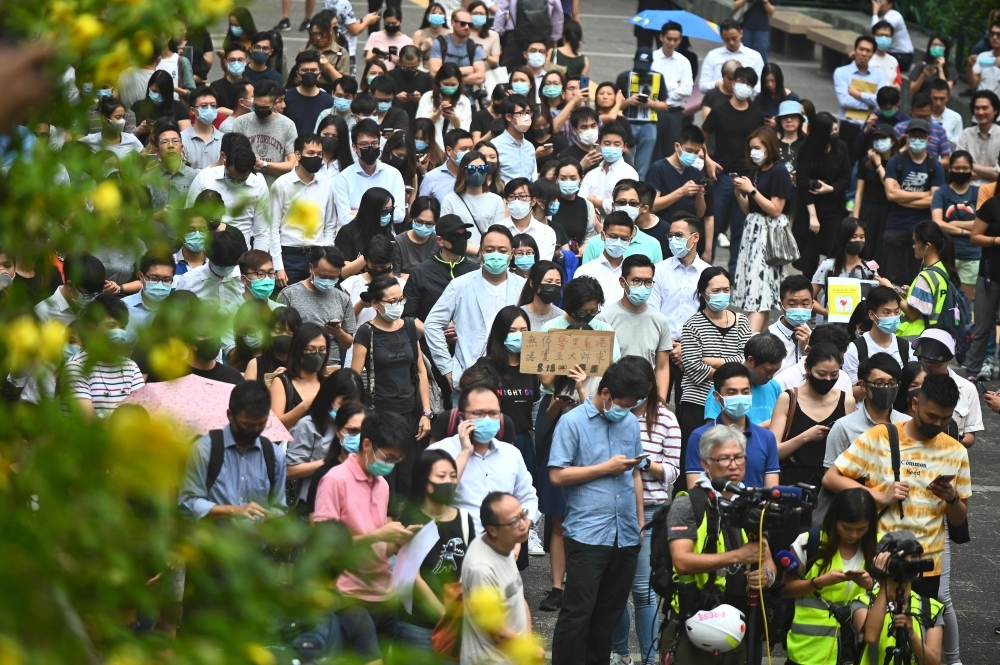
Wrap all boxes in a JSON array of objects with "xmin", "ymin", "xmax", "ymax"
[
  {"xmin": 107, "ymin": 408, "xmax": 189, "ymax": 493},
  {"xmin": 245, "ymin": 644, "xmax": 277, "ymax": 665},
  {"xmin": 2, "ymin": 317, "xmax": 66, "ymax": 371},
  {"xmin": 465, "ymin": 584, "xmax": 506, "ymax": 633},
  {"xmin": 147, "ymin": 337, "xmax": 191, "ymax": 381},
  {"xmin": 285, "ymin": 198, "xmax": 322, "ymax": 239},
  {"xmin": 0, "ymin": 636, "xmax": 24, "ymax": 665},
  {"xmin": 70, "ymin": 14, "xmax": 103, "ymax": 52},
  {"xmin": 91, "ymin": 180, "xmax": 122, "ymax": 217},
  {"xmin": 502, "ymin": 633, "xmax": 546, "ymax": 665}
]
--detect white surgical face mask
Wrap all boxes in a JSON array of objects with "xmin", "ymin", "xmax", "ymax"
[
  {"xmin": 750, "ymin": 148, "xmax": 767, "ymax": 165},
  {"xmin": 734, "ymin": 82, "xmax": 753, "ymax": 101},
  {"xmin": 577, "ymin": 128, "xmax": 599, "ymax": 147}
]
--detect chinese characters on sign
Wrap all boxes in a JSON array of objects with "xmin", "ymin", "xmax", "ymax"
[{"xmin": 518, "ymin": 330, "xmax": 616, "ymax": 376}]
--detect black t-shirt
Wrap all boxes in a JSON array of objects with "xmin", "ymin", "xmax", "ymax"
[
  {"xmin": 283, "ymin": 88, "xmax": 335, "ymax": 136},
  {"xmin": 558, "ymin": 143, "xmax": 598, "ymax": 173},
  {"xmin": 979, "ymin": 197, "xmax": 1000, "ymax": 280},
  {"xmin": 380, "ymin": 106, "xmax": 410, "ymax": 133},
  {"xmin": 429, "ymin": 408, "xmax": 517, "ymax": 444},
  {"xmin": 748, "ymin": 163, "xmax": 793, "ymax": 215},
  {"xmin": 529, "ymin": 133, "xmax": 568, "ymax": 172},
  {"xmin": 486, "ymin": 360, "xmax": 536, "ymax": 434},
  {"xmin": 638, "ymin": 215, "xmax": 671, "ymax": 258},
  {"xmin": 647, "ymin": 158, "xmax": 704, "ymax": 218},
  {"xmin": 389, "ymin": 68, "xmax": 434, "ymax": 119},
  {"xmin": 210, "ymin": 76, "xmax": 236, "ymax": 109},
  {"xmin": 702, "ymin": 101, "xmax": 764, "ymax": 175},
  {"xmin": 243, "ymin": 67, "xmax": 285, "ymax": 86},
  {"xmin": 553, "ymin": 195, "xmax": 589, "ymax": 244},
  {"xmin": 702, "ymin": 87, "xmax": 731, "ymax": 113},
  {"xmin": 398, "ymin": 508, "xmax": 475, "ymax": 627},
  {"xmin": 858, "ymin": 158, "xmax": 888, "ymax": 205},
  {"xmin": 353, "ymin": 321, "xmax": 417, "ymax": 412},
  {"xmin": 131, "ymin": 98, "xmax": 191, "ymax": 126},
  {"xmin": 189, "ymin": 30, "xmax": 214, "ymax": 80},
  {"xmin": 191, "ymin": 362, "xmax": 245, "ymax": 385},
  {"xmin": 471, "ymin": 109, "xmax": 497, "ymax": 136}
]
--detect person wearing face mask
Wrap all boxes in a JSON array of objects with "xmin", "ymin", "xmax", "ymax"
[
  {"xmin": 516, "ymin": 260, "xmax": 564, "ymax": 330},
  {"xmin": 574, "ymin": 211, "xmax": 637, "ymax": 303},
  {"xmin": 340, "ymin": 237, "xmax": 402, "ymax": 361},
  {"xmin": 442, "ymin": 151, "xmax": 507, "ymax": 255},
  {"xmin": 501, "ymin": 177, "xmax": 558, "ymax": 260},
  {"xmin": 551, "ymin": 158, "xmax": 597, "ymax": 252},
  {"xmin": 277, "ymin": 246, "xmax": 357, "ymax": 350},
  {"xmin": 185, "ymin": 320, "xmax": 246, "ymax": 386},
  {"xmin": 180, "ymin": 87, "xmax": 224, "ymax": 169},
  {"xmin": 425, "ymin": 225, "xmax": 526, "ymax": 391},
  {"xmin": 580, "ymin": 123, "xmax": 639, "ymax": 217},
  {"xmin": 368, "ymin": 76, "xmax": 410, "ymax": 133},
  {"xmin": 281, "ymin": 52, "xmax": 334, "ymax": 136},
  {"xmin": 395, "ymin": 449, "xmax": 477, "ymax": 647},
  {"xmin": 647, "ymin": 125, "xmax": 708, "ymax": 225},
  {"xmin": 301, "ymin": 396, "xmax": 367, "ymax": 517},
  {"xmin": 243, "ymin": 32, "xmax": 285, "ymax": 86},
  {"xmin": 824, "ymin": 373, "xmax": 970, "ymax": 612},
  {"xmin": 558, "ymin": 107, "xmax": 604, "ymax": 174},
  {"xmin": 209, "ymin": 44, "xmax": 252, "ymax": 110},
  {"xmin": 175, "ymin": 224, "xmax": 249, "ymax": 311},
  {"xmin": 145, "ymin": 123, "xmax": 199, "ymax": 212},
  {"xmin": 765, "ymin": 275, "xmax": 815, "ymax": 370},
  {"xmin": 312, "ymin": 410, "xmax": 420, "ymax": 648},
  {"xmin": 231, "ymin": 79, "xmax": 298, "ymax": 184},
  {"xmin": 122, "ymin": 251, "xmax": 177, "ymax": 346},
  {"xmin": 930, "ymin": 150, "xmax": 979, "ymax": 302},
  {"xmin": 413, "ymin": 3, "xmax": 452, "ymax": 67},
  {"xmin": 269, "ymin": 134, "xmax": 337, "ymax": 287},
  {"xmin": 855, "ymin": 124, "xmax": 899, "ymax": 263},
  {"xmin": 395, "ymin": 196, "xmax": 441, "ymax": 275},
  {"xmin": 870, "ymin": 21, "xmax": 903, "ymax": 88},
  {"xmin": 269, "ymin": 322, "xmax": 330, "ymax": 429},
  {"xmin": 614, "ymin": 47, "xmax": 670, "ymax": 180},
  {"xmin": 494, "ymin": 94, "xmax": 538, "ymax": 182},
  {"xmin": 364, "ymin": 6, "xmax": 413, "ymax": 71},
  {"xmin": 36, "ymin": 253, "xmax": 106, "ymax": 325},
  {"xmin": 315, "ymin": 114, "xmax": 354, "ymax": 180},
  {"xmin": 63, "ymin": 294, "xmax": 146, "ymax": 419},
  {"xmin": 417, "ymin": 63, "xmax": 472, "ymax": 154},
  {"xmin": 179, "ymin": 381, "xmax": 288, "ymax": 521},
  {"xmin": 232, "ymin": 250, "xmax": 285, "ymax": 343},
  {"xmin": 419, "ymin": 127, "xmax": 474, "ymax": 204},
  {"xmin": 244, "ymin": 305, "xmax": 302, "ymax": 382},
  {"xmin": 911, "ymin": 329, "xmax": 982, "ymax": 448},
  {"xmin": 332, "ymin": 120, "xmax": 407, "ymax": 226},
  {"xmin": 389, "ymin": 46, "xmax": 436, "ymax": 123},
  {"xmin": 79, "ymin": 96, "xmax": 144, "ymax": 156},
  {"xmin": 843, "ymin": 282, "xmax": 909, "ymax": 396},
  {"xmin": 893, "ymin": 221, "xmax": 956, "ymax": 339}
]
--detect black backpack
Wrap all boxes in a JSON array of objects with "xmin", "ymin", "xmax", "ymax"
[
  {"xmin": 922, "ymin": 264, "xmax": 974, "ymax": 358},
  {"xmin": 850, "ymin": 335, "xmax": 910, "ymax": 366},
  {"xmin": 207, "ymin": 429, "xmax": 277, "ymax": 495},
  {"xmin": 435, "ymin": 35, "xmax": 478, "ymax": 68},
  {"xmin": 649, "ymin": 487, "xmax": 712, "ymax": 601},
  {"xmin": 514, "ymin": 0, "xmax": 552, "ymax": 52}
]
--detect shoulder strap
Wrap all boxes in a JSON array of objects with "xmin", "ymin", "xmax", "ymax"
[
  {"xmin": 458, "ymin": 194, "xmax": 487, "ymax": 234},
  {"xmin": 877, "ymin": 423, "xmax": 905, "ymax": 520},
  {"xmin": 459, "ymin": 508, "xmax": 471, "ymax": 544},
  {"xmin": 466, "ymin": 38, "xmax": 477, "ymax": 63},
  {"xmin": 782, "ymin": 388, "xmax": 799, "ymax": 443},
  {"xmin": 689, "ymin": 486, "xmax": 710, "ymax": 529},
  {"xmin": 206, "ymin": 429, "xmax": 226, "ymax": 492},
  {"xmin": 852, "ymin": 337, "xmax": 869, "ymax": 363},
  {"xmin": 447, "ymin": 407, "xmax": 461, "ymax": 436},
  {"xmin": 404, "ymin": 317, "xmax": 420, "ymax": 372},
  {"xmin": 259, "ymin": 435, "xmax": 277, "ymax": 493},
  {"xmin": 436, "ymin": 35, "xmax": 448, "ymax": 58},
  {"xmin": 896, "ymin": 335, "xmax": 910, "ymax": 364},
  {"xmin": 805, "ymin": 526, "xmax": 822, "ymax": 566}
]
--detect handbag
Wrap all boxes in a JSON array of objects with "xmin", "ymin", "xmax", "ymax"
[
  {"xmin": 544, "ymin": 49, "xmax": 567, "ymax": 75},
  {"xmin": 483, "ymin": 65, "xmax": 509, "ymax": 100},
  {"xmin": 765, "ymin": 214, "xmax": 800, "ymax": 267},
  {"xmin": 430, "ymin": 510, "xmax": 472, "ymax": 661}
]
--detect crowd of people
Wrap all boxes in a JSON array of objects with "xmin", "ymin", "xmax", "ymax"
[{"xmin": 6, "ymin": 0, "xmax": 1000, "ymax": 663}]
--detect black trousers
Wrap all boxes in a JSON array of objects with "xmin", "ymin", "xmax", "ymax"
[
  {"xmin": 551, "ymin": 537, "xmax": 640, "ymax": 665},
  {"xmin": 676, "ymin": 400, "xmax": 709, "ymax": 493}
]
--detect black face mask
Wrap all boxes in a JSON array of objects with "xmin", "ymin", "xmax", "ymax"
[
  {"xmin": 538, "ymin": 284, "xmax": 562, "ymax": 304},
  {"xmin": 867, "ymin": 385, "xmax": 898, "ymax": 410},
  {"xmin": 358, "ymin": 145, "xmax": 381, "ymax": 166},
  {"xmin": 575, "ymin": 311, "xmax": 597, "ymax": 324},
  {"xmin": 907, "ymin": 387, "xmax": 920, "ymax": 405},
  {"xmin": 445, "ymin": 235, "xmax": 468, "ymax": 257},
  {"xmin": 807, "ymin": 373, "xmax": 837, "ymax": 395},
  {"xmin": 401, "ymin": 67, "xmax": 419, "ymax": 78},
  {"xmin": 301, "ymin": 352, "xmax": 325, "ymax": 373},
  {"xmin": 368, "ymin": 266, "xmax": 393, "ymax": 277},
  {"xmin": 320, "ymin": 136, "xmax": 339, "ymax": 154},
  {"xmin": 846, "ymin": 240, "xmax": 865, "ymax": 256},
  {"xmin": 830, "ymin": 132, "xmax": 839, "ymax": 142},
  {"xmin": 916, "ymin": 408, "xmax": 947, "ymax": 440},
  {"xmin": 193, "ymin": 337, "xmax": 223, "ymax": 361},
  {"xmin": 385, "ymin": 23, "xmax": 401, "ymax": 34},
  {"xmin": 485, "ymin": 162, "xmax": 498, "ymax": 175},
  {"xmin": 231, "ymin": 421, "xmax": 265, "ymax": 445},
  {"xmin": 254, "ymin": 107, "xmax": 272, "ymax": 119},
  {"xmin": 299, "ymin": 155, "xmax": 323, "ymax": 173},
  {"xmin": 300, "ymin": 72, "xmax": 319, "ymax": 88},
  {"xmin": 388, "ymin": 154, "xmax": 407, "ymax": 171},
  {"xmin": 272, "ymin": 334, "xmax": 292, "ymax": 355},
  {"xmin": 950, "ymin": 171, "xmax": 972, "ymax": 185},
  {"xmin": 428, "ymin": 481, "xmax": 457, "ymax": 504}
]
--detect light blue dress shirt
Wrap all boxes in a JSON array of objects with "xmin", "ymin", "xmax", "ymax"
[
  {"xmin": 122, "ymin": 290, "xmax": 162, "ymax": 345},
  {"xmin": 833, "ymin": 64, "xmax": 888, "ymax": 122},
  {"xmin": 548, "ymin": 399, "xmax": 643, "ymax": 547},
  {"xmin": 417, "ymin": 163, "xmax": 457, "ymax": 205},
  {"xmin": 494, "ymin": 129, "xmax": 537, "ymax": 183}
]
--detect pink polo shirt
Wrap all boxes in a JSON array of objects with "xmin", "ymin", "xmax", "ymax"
[{"xmin": 314, "ymin": 454, "xmax": 392, "ymax": 601}]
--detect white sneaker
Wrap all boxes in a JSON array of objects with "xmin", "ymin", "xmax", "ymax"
[
  {"xmin": 718, "ymin": 233, "xmax": 730, "ymax": 248},
  {"xmin": 528, "ymin": 531, "xmax": 545, "ymax": 556}
]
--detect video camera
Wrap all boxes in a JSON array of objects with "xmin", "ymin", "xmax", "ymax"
[
  {"xmin": 710, "ymin": 478, "xmax": 818, "ymax": 538},
  {"xmin": 872, "ymin": 531, "xmax": 934, "ymax": 583}
]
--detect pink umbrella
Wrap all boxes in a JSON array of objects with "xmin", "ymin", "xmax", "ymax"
[{"xmin": 122, "ymin": 374, "xmax": 292, "ymax": 441}]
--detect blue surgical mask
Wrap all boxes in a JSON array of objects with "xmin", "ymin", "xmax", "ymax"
[
  {"xmin": 367, "ymin": 456, "xmax": 395, "ymax": 476},
  {"xmin": 412, "ymin": 222, "xmax": 436, "ymax": 238},
  {"xmin": 380, "ymin": 211, "xmax": 393, "ymax": 226},
  {"xmin": 227, "ymin": 60, "xmax": 246, "ymax": 76},
  {"xmin": 527, "ymin": 52, "xmax": 547, "ymax": 69},
  {"xmin": 626, "ymin": 284, "xmax": 652, "ymax": 306},
  {"xmin": 184, "ymin": 230, "xmax": 206, "ymax": 252},
  {"xmin": 377, "ymin": 101, "xmax": 392, "ymax": 113},
  {"xmin": 440, "ymin": 84, "xmax": 459, "ymax": 96},
  {"xmin": 603, "ymin": 398, "xmax": 632, "ymax": 423},
  {"xmin": 312, "ymin": 275, "xmax": 339, "ymax": 291},
  {"xmin": 197, "ymin": 106, "xmax": 219, "ymax": 124},
  {"xmin": 604, "ymin": 237, "xmax": 628, "ymax": 259},
  {"xmin": 97, "ymin": 88, "xmax": 113, "ymax": 99},
  {"xmin": 230, "ymin": 25, "xmax": 244, "ymax": 37},
  {"xmin": 106, "ymin": 328, "xmax": 128, "ymax": 344},
  {"xmin": 511, "ymin": 81, "xmax": 531, "ymax": 96},
  {"xmin": 243, "ymin": 332, "xmax": 264, "ymax": 348},
  {"xmin": 873, "ymin": 137, "xmax": 892, "ymax": 153},
  {"xmin": 669, "ymin": 236, "xmax": 692, "ymax": 258},
  {"xmin": 472, "ymin": 14, "xmax": 488, "ymax": 27},
  {"xmin": 210, "ymin": 264, "xmax": 233, "ymax": 278},
  {"xmin": 908, "ymin": 137, "xmax": 928, "ymax": 154},
  {"xmin": 542, "ymin": 84, "xmax": 563, "ymax": 99},
  {"xmin": 381, "ymin": 302, "xmax": 405, "ymax": 321},
  {"xmin": 508, "ymin": 199, "xmax": 531, "ymax": 220},
  {"xmin": 342, "ymin": 432, "xmax": 361, "ymax": 453},
  {"xmin": 548, "ymin": 201, "xmax": 560, "ymax": 216},
  {"xmin": 504, "ymin": 332, "xmax": 522, "ymax": 353},
  {"xmin": 707, "ymin": 293, "xmax": 730, "ymax": 312},
  {"xmin": 514, "ymin": 255, "xmax": 535, "ymax": 271},
  {"xmin": 875, "ymin": 314, "xmax": 901, "ymax": 334},
  {"xmin": 720, "ymin": 394, "xmax": 752, "ymax": 419},
  {"xmin": 601, "ymin": 146, "xmax": 623, "ymax": 163},
  {"xmin": 472, "ymin": 416, "xmax": 501, "ymax": 442},
  {"xmin": 482, "ymin": 252, "xmax": 510, "ymax": 275},
  {"xmin": 415, "ymin": 139, "xmax": 429, "ymax": 152},
  {"xmin": 875, "ymin": 35, "xmax": 892, "ymax": 51},
  {"xmin": 453, "ymin": 150, "xmax": 469, "ymax": 164},
  {"xmin": 334, "ymin": 97, "xmax": 352, "ymax": 113},
  {"xmin": 678, "ymin": 151, "xmax": 698, "ymax": 167},
  {"xmin": 148, "ymin": 90, "xmax": 163, "ymax": 105},
  {"xmin": 329, "ymin": 406, "xmax": 339, "ymax": 420},
  {"xmin": 144, "ymin": 280, "xmax": 172, "ymax": 302},
  {"xmin": 559, "ymin": 180, "xmax": 580, "ymax": 196},
  {"xmin": 428, "ymin": 13, "xmax": 446, "ymax": 26},
  {"xmin": 64, "ymin": 343, "xmax": 81, "ymax": 361},
  {"xmin": 784, "ymin": 308, "xmax": 812, "ymax": 327}
]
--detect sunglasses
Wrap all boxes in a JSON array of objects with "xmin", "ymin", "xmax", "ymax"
[
  {"xmin": 466, "ymin": 164, "xmax": 488, "ymax": 174},
  {"xmin": 453, "ymin": 20, "xmax": 472, "ymax": 27}
]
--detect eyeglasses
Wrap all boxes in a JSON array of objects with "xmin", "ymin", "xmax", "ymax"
[
  {"xmin": 614, "ymin": 199, "xmax": 641, "ymax": 208},
  {"xmin": 708, "ymin": 454, "xmax": 746, "ymax": 467},
  {"xmin": 401, "ymin": 67, "xmax": 420, "ymax": 74},
  {"xmin": 372, "ymin": 440, "xmax": 404, "ymax": 464},
  {"xmin": 381, "ymin": 207, "xmax": 394, "ymax": 216},
  {"xmin": 512, "ymin": 250, "xmax": 535, "ymax": 258},
  {"xmin": 510, "ymin": 110, "xmax": 533, "ymax": 118},
  {"xmin": 489, "ymin": 509, "xmax": 530, "ymax": 529},
  {"xmin": 446, "ymin": 231, "xmax": 472, "ymax": 241},
  {"xmin": 357, "ymin": 142, "xmax": 380, "ymax": 150},
  {"xmin": 310, "ymin": 31, "xmax": 326, "ymax": 38},
  {"xmin": 251, "ymin": 46, "xmax": 272, "ymax": 52},
  {"xmin": 252, "ymin": 106, "xmax": 273, "ymax": 114},
  {"xmin": 378, "ymin": 297, "xmax": 406, "ymax": 306},
  {"xmin": 466, "ymin": 410, "xmax": 502, "ymax": 419},
  {"xmin": 299, "ymin": 69, "xmax": 321, "ymax": 76},
  {"xmin": 144, "ymin": 274, "xmax": 173, "ymax": 284},
  {"xmin": 574, "ymin": 308, "xmax": 600, "ymax": 319},
  {"xmin": 507, "ymin": 194, "xmax": 532, "ymax": 202},
  {"xmin": 246, "ymin": 269, "xmax": 278, "ymax": 279},
  {"xmin": 466, "ymin": 164, "xmax": 489, "ymax": 174},
  {"xmin": 157, "ymin": 138, "xmax": 181, "ymax": 146},
  {"xmin": 625, "ymin": 278, "xmax": 654, "ymax": 288},
  {"xmin": 865, "ymin": 380, "xmax": 899, "ymax": 389}
]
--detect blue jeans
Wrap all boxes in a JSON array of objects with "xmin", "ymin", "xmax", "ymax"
[
  {"xmin": 280, "ymin": 248, "xmax": 312, "ymax": 286},
  {"xmin": 713, "ymin": 172, "xmax": 747, "ymax": 275},
  {"xmin": 631, "ymin": 122, "xmax": 657, "ymax": 181},
  {"xmin": 743, "ymin": 28, "xmax": 770, "ymax": 62},
  {"xmin": 611, "ymin": 513, "xmax": 659, "ymax": 664},
  {"xmin": 395, "ymin": 620, "xmax": 433, "ymax": 649}
]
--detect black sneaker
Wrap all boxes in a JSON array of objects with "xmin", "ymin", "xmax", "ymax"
[
  {"xmin": 298, "ymin": 18, "xmax": 311, "ymax": 31},
  {"xmin": 995, "ymin": 624, "xmax": 1000, "ymax": 635},
  {"xmin": 539, "ymin": 587, "xmax": 563, "ymax": 612},
  {"xmin": 273, "ymin": 18, "xmax": 291, "ymax": 31}
]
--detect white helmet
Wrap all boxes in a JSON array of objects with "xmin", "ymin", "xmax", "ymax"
[{"xmin": 684, "ymin": 604, "xmax": 746, "ymax": 653}]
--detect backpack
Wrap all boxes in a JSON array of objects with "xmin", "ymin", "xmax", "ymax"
[
  {"xmin": 436, "ymin": 35, "xmax": 478, "ymax": 68},
  {"xmin": 893, "ymin": 153, "xmax": 937, "ymax": 183},
  {"xmin": 922, "ymin": 265, "xmax": 974, "ymax": 357},
  {"xmin": 513, "ymin": 0, "xmax": 552, "ymax": 52},
  {"xmin": 648, "ymin": 487, "xmax": 712, "ymax": 602},
  {"xmin": 207, "ymin": 429, "xmax": 277, "ymax": 495},
  {"xmin": 430, "ymin": 509, "xmax": 474, "ymax": 661},
  {"xmin": 850, "ymin": 335, "xmax": 910, "ymax": 367}
]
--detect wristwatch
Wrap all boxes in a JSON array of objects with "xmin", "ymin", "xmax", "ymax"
[
  {"xmin": 421, "ymin": 411, "xmax": 434, "ymax": 419},
  {"xmin": 949, "ymin": 493, "xmax": 961, "ymax": 505},
  {"xmin": 639, "ymin": 456, "xmax": 652, "ymax": 471},
  {"xmin": 261, "ymin": 161, "xmax": 269, "ymax": 173}
]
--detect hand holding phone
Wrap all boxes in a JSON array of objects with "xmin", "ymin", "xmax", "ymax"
[
  {"xmin": 326, "ymin": 318, "xmax": 342, "ymax": 330},
  {"xmin": 932, "ymin": 474, "xmax": 955, "ymax": 486}
]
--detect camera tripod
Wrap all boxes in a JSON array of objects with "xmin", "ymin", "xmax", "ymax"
[{"xmin": 882, "ymin": 586, "xmax": 919, "ymax": 665}]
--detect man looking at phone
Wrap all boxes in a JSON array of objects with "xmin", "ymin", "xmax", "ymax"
[
  {"xmin": 558, "ymin": 107, "xmax": 603, "ymax": 174},
  {"xmin": 389, "ymin": 46, "xmax": 433, "ymax": 119},
  {"xmin": 824, "ymin": 372, "xmax": 970, "ymax": 602},
  {"xmin": 614, "ymin": 46, "xmax": 669, "ymax": 179},
  {"xmin": 369, "ymin": 75, "xmax": 409, "ymax": 132},
  {"xmin": 648, "ymin": 125, "xmax": 708, "ymax": 220},
  {"xmin": 547, "ymin": 360, "xmax": 649, "ymax": 665},
  {"xmin": 277, "ymin": 245, "xmax": 357, "ymax": 349}
]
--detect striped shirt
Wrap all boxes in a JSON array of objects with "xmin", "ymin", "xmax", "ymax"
[
  {"xmin": 63, "ymin": 350, "xmax": 145, "ymax": 418},
  {"xmin": 833, "ymin": 421, "xmax": 971, "ymax": 576},
  {"xmin": 679, "ymin": 310, "xmax": 753, "ymax": 407},
  {"xmin": 639, "ymin": 402, "xmax": 682, "ymax": 505}
]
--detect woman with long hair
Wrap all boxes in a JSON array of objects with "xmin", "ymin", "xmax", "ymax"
[
  {"xmin": 474, "ymin": 139, "xmax": 504, "ymax": 196},
  {"xmin": 811, "ymin": 217, "xmax": 892, "ymax": 322},
  {"xmin": 397, "ymin": 196, "xmax": 441, "ymax": 275},
  {"xmin": 792, "ymin": 111, "xmax": 851, "ymax": 279},
  {"xmin": 467, "ymin": 0, "xmax": 501, "ymax": 70},
  {"xmin": 931, "ymin": 150, "xmax": 979, "ymax": 301},
  {"xmin": 551, "ymin": 19, "xmax": 590, "ymax": 79},
  {"xmin": 411, "ymin": 118, "xmax": 446, "ymax": 175},
  {"xmin": 517, "ymin": 259, "xmax": 565, "ymax": 331},
  {"xmin": 245, "ymin": 306, "xmax": 302, "ymax": 381},
  {"xmin": 416, "ymin": 62, "xmax": 471, "ymax": 150},
  {"xmin": 360, "ymin": 59, "xmax": 388, "ymax": 93},
  {"xmin": 316, "ymin": 114, "xmax": 353, "ymax": 178},
  {"xmin": 509, "ymin": 67, "xmax": 538, "ymax": 105},
  {"xmin": 732, "ymin": 126, "xmax": 794, "ymax": 332},
  {"xmin": 269, "ymin": 322, "xmax": 331, "ymax": 428},
  {"xmin": 909, "ymin": 33, "xmax": 959, "ymax": 95},
  {"xmin": 396, "ymin": 449, "xmax": 476, "ymax": 647},
  {"xmin": 855, "ymin": 125, "xmax": 900, "ymax": 264},
  {"xmin": 228, "ymin": 300, "xmax": 273, "ymax": 372},
  {"xmin": 753, "ymin": 62, "xmax": 799, "ymax": 119},
  {"xmin": 441, "ymin": 151, "xmax": 506, "ymax": 256},
  {"xmin": 538, "ymin": 70, "xmax": 576, "ymax": 140},
  {"xmin": 302, "ymin": 10, "xmax": 350, "ymax": 85},
  {"xmin": 529, "ymin": 104, "xmax": 570, "ymax": 170},
  {"xmin": 364, "ymin": 6, "xmax": 412, "ymax": 71},
  {"xmin": 413, "ymin": 2, "xmax": 452, "ymax": 68},
  {"xmin": 132, "ymin": 70, "xmax": 190, "ymax": 142},
  {"xmin": 897, "ymin": 220, "xmax": 959, "ymax": 338},
  {"xmin": 286, "ymin": 369, "xmax": 366, "ymax": 510},
  {"xmin": 335, "ymin": 187, "xmax": 396, "ymax": 277},
  {"xmin": 553, "ymin": 158, "xmax": 597, "ymax": 252},
  {"xmin": 893, "ymin": 360, "xmax": 926, "ymax": 415},
  {"xmin": 782, "ymin": 488, "xmax": 877, "ymax": 665},
  {"xmin": 304, "ymin": 401, "xmax": 369, "ymax": 518},
  {"xmin": 222, "ymin": 7, "xmax": 256, "ymax": 54},
  {"xmin": 381, "ymin": 130, "xmax": 418, "ymax": 207}
]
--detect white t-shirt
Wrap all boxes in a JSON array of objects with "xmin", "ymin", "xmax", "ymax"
[
  {"xmin": 790, "ymin": 531, "xmax": 865, "ymax": 598},
  {"xmin": 870, "ymin": 52, "xmax": 900, "ymax": 87},
  {"xmin": 949, "ymin": 368, "xmax": 984, "ymax": 437},
  {"xmin": 842, "ymin": 332, "xmax": 904, "ymax": 384}
]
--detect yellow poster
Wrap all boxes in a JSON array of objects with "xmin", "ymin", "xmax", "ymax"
[
  {"xmin": 826, "ymin": 277, "xmax": 862, "ymax": 323},
  {"xmin": 845, "ymin": 78, "xmax": 879, "ymax": 122}
]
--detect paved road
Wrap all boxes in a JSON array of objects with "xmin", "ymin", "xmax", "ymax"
[{"xmin": 217, "ymin": 2, "xmax": 995, "ymax": 662}]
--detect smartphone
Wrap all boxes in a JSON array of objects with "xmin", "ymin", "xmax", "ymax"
[
  {"xmin": 388, "ymin": 46, "xmax": 398, "ymax": 56},
  {"xmin": 809, "ymin": 179, "xmax": 821, "ymax": 190},
  {"xmin": 636, "ymin": 94, "xmax": 649, "ymax": 103},
  {"xmin": 579, "ymin": 75, "xmax": 590, "ymax": 90},
  {"xmin": 843, "ymin": 570, "xmax": 864, "ymax": 579},
  {"xmin": 977, "ymin": 380, "xmax": 988, "ymax": 395},
  {"xmin": 381, "ymin": 128, "xmax": 394, "ymax": 137},
  {"xmin": 543, "ymin": 142, "xmax": 553, "ymax": 149},
  {"xmin": 180, "ymin": 45, "xmax": 194, "ymax": 64},
  {"xmin": 694, "ymin": 178, "xmax": 706, "ymax": 186},
  {"xmin": 555, "ymin": 394, "xmax": 578, "ymax": 404},
  {"xmin": 728, "ymin": 172, "xmax": 740, "ymax": 179},
  {"xmin": 327, "ymin": 318, "xmax": 342, "ymax": 328},
  {"xmin": 405, "ymin": 185, "xmax": 414, "ymax": 194},
  {"xmin": 634, "ymin": 454, "xmax": 650, "ymax": 462},
  {"xmin": 933, "ymin": 474, "xmax": 956, "ymax": 485}
]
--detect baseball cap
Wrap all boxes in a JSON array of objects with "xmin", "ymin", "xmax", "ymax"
[
  {"xmin": 911, "ymin": 328, "xmax": 955, "ymax": 361},
  {"xmin": 633, "ymin": 47, "xmax": 653, "ymax": 72},
  {"xmin": 436, "ymin": 214, "xmax": 473, "ymax": 237},
  {"xmin": 906, "ymin": 118, "xmax": 931, "ymax": 135},
  {"xmin": 871, "ymin": 123, "xmax": 896, "ymax": 138}
]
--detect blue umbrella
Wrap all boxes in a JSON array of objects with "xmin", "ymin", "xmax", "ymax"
[{"xmin": 629, "ymin": 10, "xmax": 722, "ymax": 43}]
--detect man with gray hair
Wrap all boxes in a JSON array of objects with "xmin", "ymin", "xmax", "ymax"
[{"xmin": 660, "ymin": 423, "xmax": 777, "ymax": 664}]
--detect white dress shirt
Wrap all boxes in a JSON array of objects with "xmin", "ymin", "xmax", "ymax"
[
  {"xmin": 649, "ymin": 255, "xmax": 710, "ymax": 341},
  {"xmin": 185, "ymin": 166, "xmax": 272, "ymax": 253},
  {"xmin": 767, "ymin": 318, "xmax": 802, "ymax": 371},
  {"xmin": 502, "ymin": 216, "xmax": 558, "ymax": 260},
  {"xmin": 651, "ymin": 48, "xmax": 694, "ymax": 108},
  {"xmin": 932, "ymin": 108, "xmax": 964, "ymax": 147},
  {"xmin": 331, "ymin": 159, "xmax": 406, "ymax": 227},
  {"xmin": 34, "ymin": 288, "xmax": 75, "ymax": 324},
  {"xmin": 949, "ymin": 368, "xmax": 984, "ymax": 437},
  {"xmin": 174, "ymin": 262, "xmax": 245, "ymax": 311},
  {"xmin": 871, "ymin": 9, "xmax": 913, "ymax": 54},
  {"xmin": 573, "ymin": 255, "xmax": 624, "ymax": 303},
  {"xmin": 580, "ymin": 159, "xmax": 639, "ymax": 214},
  {"xmin": 697, "ymin": 44, "xmax": 764, "ymax": 93},
  {"xmin": 268, "ymin": 169, "xmax": 338, "ymax": 270}
]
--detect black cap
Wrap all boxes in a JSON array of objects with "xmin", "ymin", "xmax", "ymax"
[
  {"xmin": 633, "ymin": 46, "xmax": 653, "ymax": 72},
  {"xmin": 436, "ymin": 213, "xmax": 473, "ymax": 237},
  {"xmin": 871, "ymin": 123, "xmax": 896, "ymax": 138},
  {"xmin": 906, "ymin": 118, "xmax": 931, "ymax": 134}
]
